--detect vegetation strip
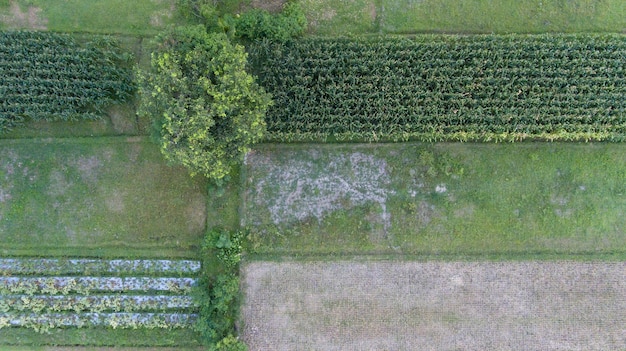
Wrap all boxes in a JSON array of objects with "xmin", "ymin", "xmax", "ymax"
[
  {"xmin": 0, "ymin": 259, "xmax": 201, "ymax": 276},
  {"xmin": 1, "ymin": 277, "xmax": 196, "ymax": 294},
  {"xmin": 0, "ymin": 295, "xmax": 196, "ymax": 313},
  {"xmin": 250, "ymin": 34, "xmax": 626, "ymax": 142},
  {"xmin": 1, "ymin": 312, "xmax": 197, "ymax": 328}
]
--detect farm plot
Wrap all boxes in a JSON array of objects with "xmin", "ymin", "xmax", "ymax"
[
  {"xmin": 242, "ymin": 261, "xmax": 626, "ymax": 351},
  {"xmin": 0, "ymin": 137, "xmax": 207, "ymax": 258},
  {"xmin": 242, "ymin": 143, "xmax": 626, "ymax": 258},
  {"xmin": 0, "ymin": 257, "xmax": 200, "ymax": 345}
]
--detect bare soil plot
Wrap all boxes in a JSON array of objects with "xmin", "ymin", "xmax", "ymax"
[{"xmin": 242, "ymin": 261, "xmax": 626, "ymax": 351}]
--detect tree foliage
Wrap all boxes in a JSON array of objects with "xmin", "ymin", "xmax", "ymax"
[{"xmin": 137, "ymin": 25, "xmax": 271, "ymax": 180}]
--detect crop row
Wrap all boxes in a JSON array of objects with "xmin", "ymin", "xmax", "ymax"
[
  {"xmin": 0, "ymin": 258, "xmax": 201, "ymax": 276},
  {"xmin": 0, "ymin": 312, "xmax": 196, "ymax": 331},
  {"xmin": 0, "ymin": 295, "xmax": 195, "ymax": 313},
  {"xmin": 0, "ymin": 277, "xmax": 196, "ymax": 295},
  {"xmin": 249, "ymin": 34, "xmax": 626, "ymax": 142},
  {"xmin": 0, "ymin": 31, "xmax": 134, "ymax": 132}
]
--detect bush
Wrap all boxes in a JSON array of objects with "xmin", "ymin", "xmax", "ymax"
[
  {"xmin": 231, "ymin": 1, "xmax": 307, "ymax": 41},
  {"xmin": 210, "ymin": 334, "xmax": 248, "ymax": 351},
  {"xmin": 193, "ymin": 228, "xmax": 246, "ymax": 345}
]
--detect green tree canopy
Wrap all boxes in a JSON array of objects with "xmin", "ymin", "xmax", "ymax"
[{"xmin": 137, "ymin": 25, "xmax": 271, "ymax": 180}]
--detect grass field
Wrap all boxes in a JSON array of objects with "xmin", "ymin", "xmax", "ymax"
[
  {"xmin": 382, "ymin": 0, "xmax": 626, "ymax": 34},
  {"xmin": 292, "ymin": 0, "xmax": 626, "ymax": 35},
  {"xmin": 0, "ymin": 0, "xmax": 182, "ymax": 34},
  {"xmin": 243, "ymin": 143, "xmax": 626, "ymax": 259},
  {"xmin": 0, "ymin": 328, "xmax": 202, "ymax": 348},
  {"xmin": 0, "ymin": 137, "xmax": 207, "ymax": 258},
  {"xmin": 242, "ymin": 261, "xmax": 626, "ymax": 350}
]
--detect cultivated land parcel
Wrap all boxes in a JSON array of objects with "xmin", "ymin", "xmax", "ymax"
[{"xmin": 0, "ymin": 0, "xmax": 625, "ymax": 350}]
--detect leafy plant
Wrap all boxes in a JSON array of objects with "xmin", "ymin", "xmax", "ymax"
[
  {"xmin": 229, "ymin": 0, "xmax": 307, "ymax": 41},
  {"xmin": 194, "ymin": 228, "xmax": 246, "ymax": 345}
]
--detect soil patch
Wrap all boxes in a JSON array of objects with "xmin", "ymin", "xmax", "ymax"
[
  {"xmin": 0, "ymin": 0, "xmax": 47, "ymax": 29},
  {"xmin": 243, "ymin": 261, "xmax": 626, "ymax": 351}
]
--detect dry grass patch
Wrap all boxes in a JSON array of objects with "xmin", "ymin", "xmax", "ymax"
[
  {"xmin": 242, "ymin": 261, "xmax": 626, "ymax": 351},
  {"xmin": 0, "ymin": 0, "xmax": 47, "ymax": 29}
]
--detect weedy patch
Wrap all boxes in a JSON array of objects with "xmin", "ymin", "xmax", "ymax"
[
  {"xmin": 244, "ymin": 146, "xmax": 392, "ymax": 227},
  {"xmin": 0, "ymin": 1, "xmax": 47, "ymax": 30}
]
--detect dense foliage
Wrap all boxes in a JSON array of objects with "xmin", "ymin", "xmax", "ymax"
[
  {"xmin": 0, "ymin": 31, "xmax": 134, "ymax": 133},
  {"xmin": 178, "ymin": 0, "xmax": 306, "ymax": 42},
  {"xmin": 137, "ymin": 26, "xmax": 271, "ymax": 180},
  {"xmin": 194, "ymin": 229, "xmax": 247, "ymax": 349},
  {"xmin": 250, "ymin": 34, "xmax": 626, "ymax": 142},
  {"xmin": 228, "ymin": 0, "xmax": 307, "ymax": 42}
]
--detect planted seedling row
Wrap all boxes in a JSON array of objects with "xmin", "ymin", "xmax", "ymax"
[
  {"xmin": 0, "ymin": 258, "xmax": 201, "ymax": 276},
  {"xmin": 0, "ymin": 277, "xmax": 196, "ymax": 295},
  {"xmin": 0, "ymin": 312, "xmax": 197, "ymax": 330},
  {"xmin": 0, "ymin": 294, "xmax": 196, "ymax": 313}
]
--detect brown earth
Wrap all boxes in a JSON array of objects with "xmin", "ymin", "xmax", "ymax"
[{"xmin": 242, "ymin": 260, "xmax": 626, "ymax": 351}]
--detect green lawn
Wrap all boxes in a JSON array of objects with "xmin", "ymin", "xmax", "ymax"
[
  {"xmin": 382, "ymin": 0, "xmax": 626, "ymax": 34},
  {"xmin": 298, "ymin": 0, "xmax": 625, "ymax": 35},
  {"xmin": 243, "ymin": 143, "xmax": 626, "ymax": 259},
  {"xmin": 300, "ymin": 0, "xmax": 379, "ymax": 35},
  {"xmin": 0, "ymin": 328, "xmax": 202, "ymax": 348},
  {"xmin": 0, "ymin": 0, "xmax": 183, "ymax": 35},
  {"xmin": 0, "ymin": 137, "xmax": 207, "ymax": 258}
]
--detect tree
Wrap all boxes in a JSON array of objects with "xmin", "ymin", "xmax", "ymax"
[{"xmin": 137, "ymin": 25, "xmax": 271, "ymax": 181}]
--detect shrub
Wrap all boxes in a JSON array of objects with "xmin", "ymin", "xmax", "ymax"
[
  {"xmin": 194, "ymin": 228, "xmax": 246, "ymax": 345},
  {"xmin": 231, "ymin": 0, "xmax": 307, "ymax": 41}
]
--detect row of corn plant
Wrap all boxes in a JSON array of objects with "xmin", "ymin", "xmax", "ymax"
[
  {"xmin": 0, "ymin": 31, "xmax": 134, "ymax": 133},
  {"xmin": 249, "ymin": 34, "xmax": 626, "ymax": 142}
]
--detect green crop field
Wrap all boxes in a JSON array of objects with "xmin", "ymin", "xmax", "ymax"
[{"xmin": 251, "ymin": 34, "xmax": 626, "ymax": 143}]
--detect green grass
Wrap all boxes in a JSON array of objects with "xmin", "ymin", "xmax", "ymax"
[
  {"xmin": 382, "ymin": 0, "xmax": 626, "ymax": 34},
  {"xmin": 0, "ymin": 137, "xmax": 207, "ymax": 258},
  {"xmin": 243, "ymin": 143, "xmax": 626, "ymax": 258},
  {"xmin": 297, "ymin": 0, "xmax": 625, "ymax": 35},
  {"xmin": 0, "ymin": 0, "xmax": 184, "ymax": 35},
  {"xmin": 0, "ymin": 328, "xmax": 202, "ymax": 347},
  {"xmin": 300, "ymin": 0, "xmax": 379, "ymax": 35}
]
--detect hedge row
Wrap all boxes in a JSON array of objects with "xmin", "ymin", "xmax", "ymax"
[{"xmin": 249, "ymin": 34, "xmax": 626, "ymax": 142}]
